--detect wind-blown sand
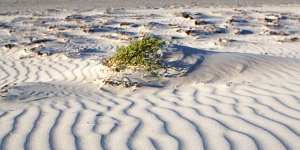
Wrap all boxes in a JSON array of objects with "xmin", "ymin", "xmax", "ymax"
[{"xmin": 1, "ymin": 5, "xmax": 300, "ymax": 150}]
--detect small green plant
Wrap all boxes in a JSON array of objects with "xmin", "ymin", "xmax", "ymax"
[{"xmin": 104, "ymin": 37, "xmax": 165, "ymax": 72}]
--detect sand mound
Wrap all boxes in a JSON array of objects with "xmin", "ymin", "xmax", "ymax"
[{"xmin": 176, "ymin": 51, "xmax": 300, "ymax": 84}]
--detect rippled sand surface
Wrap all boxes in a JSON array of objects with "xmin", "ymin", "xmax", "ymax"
[{"xmin": 0, "ymin": 5, "xmax": 300, "ymax": 150}]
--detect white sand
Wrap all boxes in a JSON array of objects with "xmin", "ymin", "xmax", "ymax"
[
  {"xmin": 1, "ymin": 5, "xmax": 300, "ymax": 150},
  {"xmin": 1, "ymin": 0, "xmax": 300, "ymax": 11}
]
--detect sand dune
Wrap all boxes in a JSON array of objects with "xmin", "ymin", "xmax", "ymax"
[{"xmin": 1, "ymin": 5, "xmax": 300, "ymax": 150}]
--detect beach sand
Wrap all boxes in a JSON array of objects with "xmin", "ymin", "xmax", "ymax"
[{"xmin": 0, "ymin": 4, "xmax": 300, "ymax": 150}]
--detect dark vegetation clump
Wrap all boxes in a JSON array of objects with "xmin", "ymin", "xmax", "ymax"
[
  {"xmin": 104, "ymin": 37, "xmax": 165, "ymax": 72},
  {"xmin": 4, "ymin": 43, "xmax": 16, "ymax": 49}
]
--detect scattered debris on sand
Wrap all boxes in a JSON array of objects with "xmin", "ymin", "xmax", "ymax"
[
  {"xmin": 260, "ymin": 27, "xmax": 289, "ymax": 36},
  {"xmin": 0, "ymin": 7, "xmax": 299, "ymax": 66},
  {"xmin": 277, "ymin": 36, "xmax": 299, "ymax": 43},
  {"xmin": 103, "ymin": 77, "xmax": 142, "ymax": 88},
  {"xmin": 194, "ymin": 19, "xmax": 210, "ymax": 25},
  {"xmin": 226, "ymin": 16, "xmax": 248, "ymax": 25},
  {"xmin": 80, "ymin": 25, "xmax": 97, "ymax": 33},
  {"xmin": 27, "ymin": 38, "xmax": 53, "ymax": 45},
  {"xmin": 179, "ymin": 25, "xmax": 227, "ymax": 36},
  {"xmin": 179, "ymin": 12, "xmax": 194, "ymax": 19},
  {"xmin": 232, "ymin": 28, "xmax": 253, "ymax": 35},
  {"xmin": 203, "ymin": 25, "xmax": 227, "ymax": 34},
  {"xmin": 4, "ymin": 43, "xmax": 16, "ymax": 49},
  {"xmin": 180, "ymin": 29, "xmax": 195, "ymax": 35},
  {"xmin": 119, "ymin": 22, "xmax": 139, "ymax": 27},
  {"xmin": 263, "ymin": 14, "xmax": 282, "ymax": 27},
  {"xmin": 27, "ymin": 46, "xmax": 54, "ymax": 56},
  {"xmin": 65, "ymin": 14, "xmax": 93, "ymax": 22},
  {"xmin": 177, "ymin": 12, "xmax": 208, "ymax": 20},
  {"xmin": 214, "ymin": 38, "xmax": 236, "ymax": 46},
  {"xmin": 119, "ymin": 22, "xmax": 132, "ymax": 26}
]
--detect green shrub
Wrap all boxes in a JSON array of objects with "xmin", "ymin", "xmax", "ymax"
[{"xmin": 104, "ymin": 37, "xmax": 165, "ymax": 71}]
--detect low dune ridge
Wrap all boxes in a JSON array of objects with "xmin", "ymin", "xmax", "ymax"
[{"xmin": 1, "ymin": 5, "xmax": 300, "ymax": 150}]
